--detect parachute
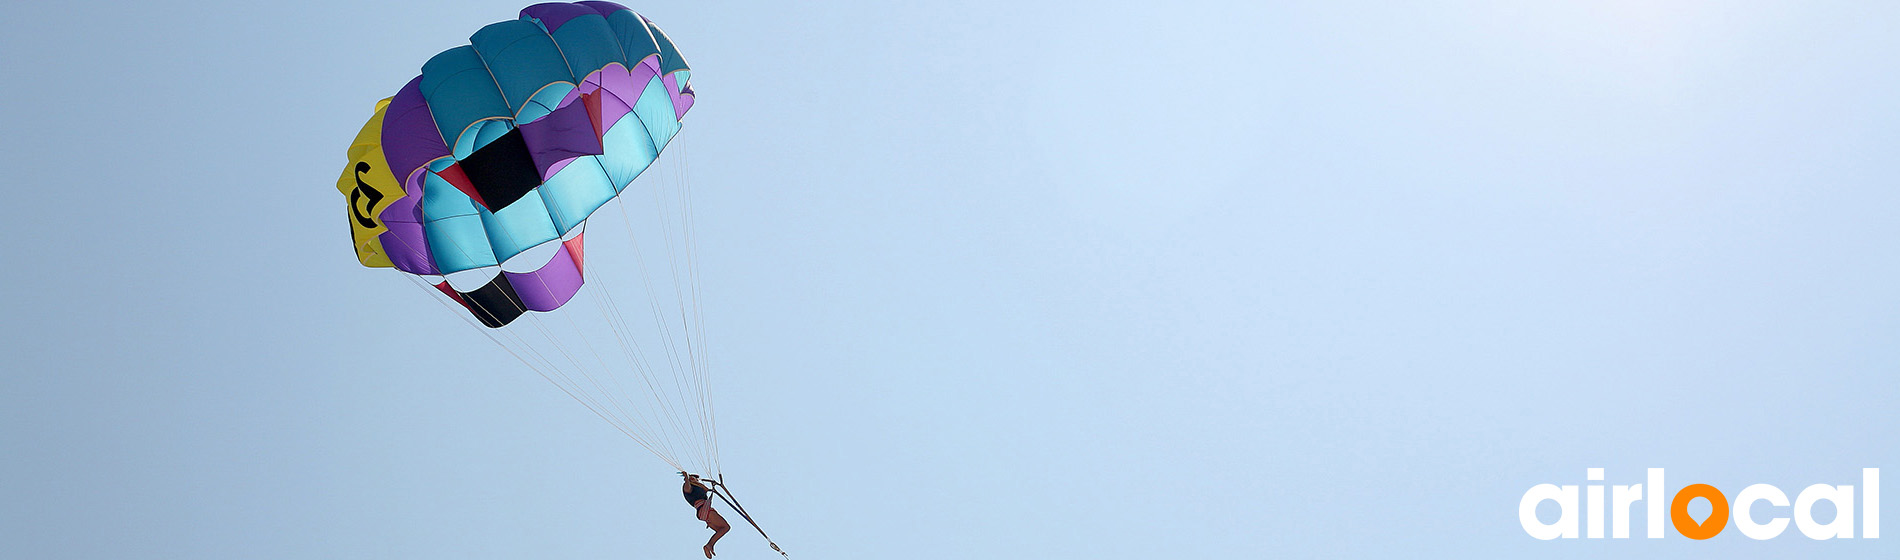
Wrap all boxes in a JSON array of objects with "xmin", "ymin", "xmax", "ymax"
[
  {"xmin": 336, "ymin": 2, "xmax": 720, "ymax": 476},
  {"xmin": 339, "ymin": 1, "xmax": 693, "ymax": 327}
]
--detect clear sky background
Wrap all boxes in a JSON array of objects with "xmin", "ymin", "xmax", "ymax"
[{"xmin": 4, "ymin": 1, "xmax": 1899, "ymax": 558}]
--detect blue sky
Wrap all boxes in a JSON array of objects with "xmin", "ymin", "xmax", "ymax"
[{"xmin": 4, "ymin": 1, "xmax": 1899, "ymax": 558}]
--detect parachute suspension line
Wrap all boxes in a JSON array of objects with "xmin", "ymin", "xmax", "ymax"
[
  {"xmin": 402, "ymin": 274, "xmax": 687, "ymax": 473},
  {"xmin": 660, "ymin": 138, "xmax": 707, "ymax": 463},
  {"xmin": 497, "ymin": 316, "xmax": 684, "ymax": 470},
  {"xmin": 582, "ymin": 155, "xmax": 720, "ymax": 474},
  {"xmin": 621, "ymin": 179, "xmax": 702, "ymax": 425},
  {"xmin": 539, "ymin": 292, "xmax": 693, "ymax": 465},
  {"xmin": 539, "ymin": 230, "xmax": 700, "ymax": 465},
  {"xmin": 585, "ymin": 260, "xmax": 714, "ymax": 472},
  {"xmin": 578, "ymin": 274, "xmax": 696, "ymax": 461},
  {"xmin": 675, "ymin": 139, "xmax": 719, "ymax": 478},
  {"xmin": 676, "ymin": 134, "xmax": 722, "ymax": 475},
  {"xmin": 524, "ymin": 311, "xmax": 700, "ymax": 468},
  {"xmin": 613, "ymin": 178, "xmax": 719, "ymax": 475},
  {"xmin": 426, "ymin": 270, "xmax": 688, "ymax": 469},
  {"xmin": 648, "ymin": 152, "xmax": 713, "ymax": 473},
  {"xmin": 600, "ymin": 205, "xmax": 699, "ymax": 474},
  {"xmin": 525, "ymin": 302, "xmax": 695, "ymax": 469},
  {"xmin": 650, "ymin": 135, "xmax": 717, "ymax": 477},
  {"xmin": 398, "ymin": 213, "xmax": 703, "ymax": 471},
  {"xmin": 504, "ymin": 302, "xmax": 686, "ymax": 467},
  {"xmin": 650, "ymin": 137, "xmax": 715, "ymax": 475},
  {"xmin": 436, "ymin": 219, "xmax": 692, "ymax": 468}
]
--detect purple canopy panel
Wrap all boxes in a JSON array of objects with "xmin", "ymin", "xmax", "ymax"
[
  {"xmin": 379, "ymin": 77, "xmax": 452, "ymax": 187},
  {"xmin": 601, "ymin": 64, "xmax": 649, "ymax": 128},
  {"xmin": 662, "ymin": 72, "xmax": 693, "ymax": 120},
  {"xmin": 378, "ymin": 169, "xmax": 438, "ymax": 275},
  {"xmin": 544, "ymin": 156, "xmax": 579, "ymax": 178},
  {"xmin": 518, "ymin": 99, "xmax": 604, "ymax": 180},
  {"xmin": 520, "ymin": 2, "xmax": 597, "ymax": 32},
  {"xmin": 506, "ymin": 243, "xmax": 585, "ymax": 311}
]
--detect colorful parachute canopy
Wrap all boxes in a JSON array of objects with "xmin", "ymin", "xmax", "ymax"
[{"xmin": 338, "ymin": 1, "xmax": 694, "ymax": 327}]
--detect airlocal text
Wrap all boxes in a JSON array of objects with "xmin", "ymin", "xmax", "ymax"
[{"xmin": 1519, "ymin": 468, "xmax": 1878, "ymax": 540}]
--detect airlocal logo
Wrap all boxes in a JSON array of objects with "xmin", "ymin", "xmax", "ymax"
[{"xmin": 1520, "ymin": 468, "xmax": 1879, "ymax": 540}]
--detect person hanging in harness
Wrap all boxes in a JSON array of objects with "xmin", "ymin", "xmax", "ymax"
[{"xmin": 682, "ymin": 473, "xmax": 732, "ymax": 558}]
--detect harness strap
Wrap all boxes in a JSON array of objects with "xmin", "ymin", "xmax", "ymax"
[{"xmin": 706, "ymin": 478, "xmax": 787, "ymax": 558}]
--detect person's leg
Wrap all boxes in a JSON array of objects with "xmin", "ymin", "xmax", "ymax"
[{"xmin": 703, "ymin": 508, "xmax": 731, "ymax": 558}]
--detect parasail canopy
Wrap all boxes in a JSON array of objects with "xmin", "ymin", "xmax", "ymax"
[
  {"xmin": 338, "ymin": 1, "xmax": 695, "ymax": 328},
  {"xmin": 334, "ymin": 2, "xmax": 726, "ymax": 481}
]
